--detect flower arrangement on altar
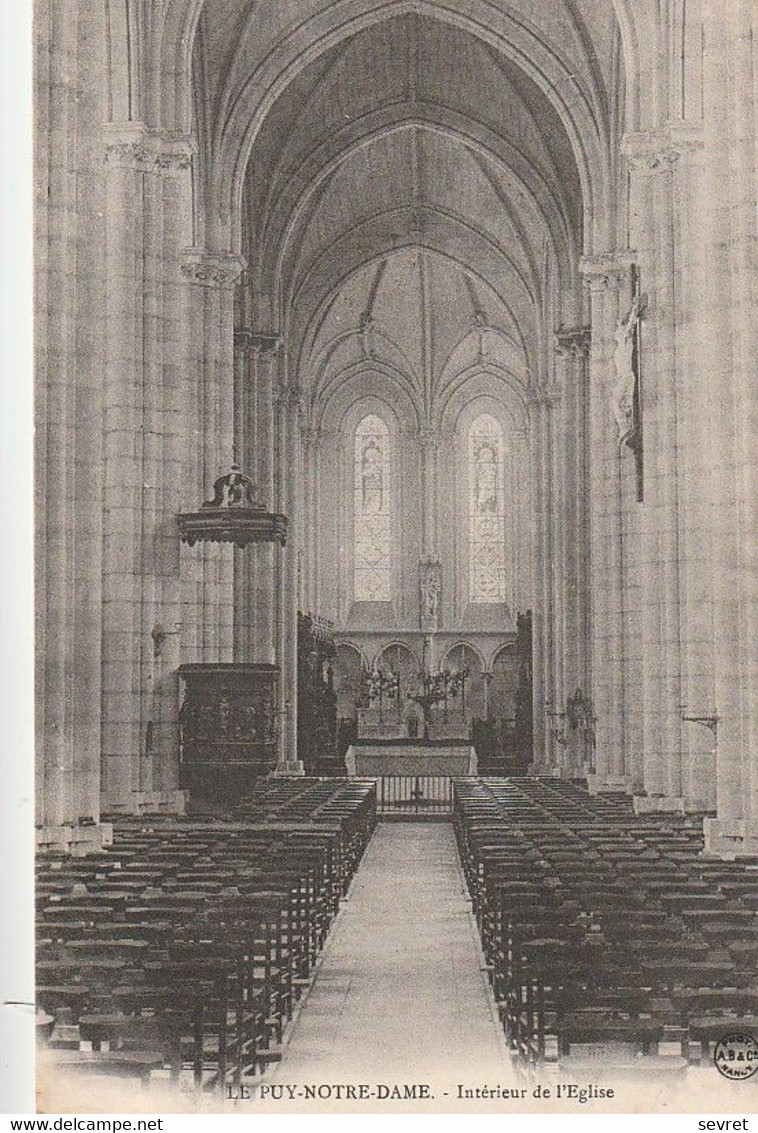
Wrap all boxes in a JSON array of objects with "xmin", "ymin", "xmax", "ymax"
[{"xmin": 407, "ymin": 666, "xmax": 469, "ymax": 739}]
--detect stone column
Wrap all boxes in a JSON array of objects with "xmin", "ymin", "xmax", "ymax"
[
  {"xmin": 300, "ymin": 425, "xmax": 321, "ymax": 614},
  {"xmin": 417, "ymin": 426, "xmax": 439, "ymax": 558},
  {"xmin": 436, "ymin": 428, "xmax": 457, "ymax": 624},
  {"xmin": 579, "ymin": 255, "xmax": 635, "ymax": 791},
  {"xmin": 232, "ymin": 329, "xmax": 256, "ymax": 662},
  {"xmin": 100, "ymin": 126, "xmax": 197, "ymax": 817},
  {"xmin": 555, "ymin": 328, "xmax": 592, "ymax": 775},
  {"xmin": 546, "ymin": 384, "xmax": 565, "ymax": 724},
  {"xmin": 697, "ymin": 3, "xmax": 758, "ymax": 854},
  {"xmin": 178, "ymin": 249, "xmax": 244, "ymax": 671},
  {"xmin": 624, "ymin": 125, "xmax": 706, "ymax": 814},
  {"xmin": 527, "ymin": 391, "xmax": 548, "ymax": 769},
  {"xmin": 312, "ymin": 428, "xmax": 324, "ymax": 614},
  {"xmin": 148, "ymin": 138, "xmax": 197, "ymax": 805},
  {"xmin": 273, "ymin": 384, "xmax": 304, "ymax": 774},
  {"xmin": 250, "ymin": 335, "xmax": 280, "ymax": 665},
  {"xmin": 35, "ymin": 0, "xmax": 110, "ymax": 851},
  {"xmin": 522, "ymin": 383, "xmax": 562, "ymax": 776}
]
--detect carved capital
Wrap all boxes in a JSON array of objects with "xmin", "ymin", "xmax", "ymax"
[
  {"xmin": 555, "ymin": 326, "xmax": 591, "ymax": 358},
  {"xmin": 623, "ymin": 123, "xmax": 704, "ymax": 174},
  {"xmin": 300, "ymin": 424, "xmax": 324, "ymax": 448},
  {"xmin": 579, "ymin": 252, "xmax": 636, "ymax": 294},
  {"xmin": 103, "ymin": 124, "xmax": 195, "ymax": 174},
  {"xmin": 234, "ymin": 329, "xmax": 280, "ymax": 358},
  {"xmin": 103, "ymin": 124, "xmax": 156, "ymax": 172},
  {"xmin": 254, "ymin": 334, "xmax": 281, "ymax": 360},
  {"xmin": 288, "ymin": 385, "xmax": 303, "ymax": 410},
  {"xmin": 416, "ymin": 425, "xmax": 440, "ymax": 454},
  {"xmin": 180, "ymin": 248, "xmax": 246, "ymax": 289},
  {"xmin": 234, "ymin": 329, "xmax": 254, "ymax": 353},
  {"xmin": 155, "ymin": 136, "xmax": 195, "ymax": 174},
  {"xmin": 275, "ymin": 384, "xmax": 302, "ymax": 412},
  {"xmin": 530, "ymin": 385, "xmax": 561, "ymax": 409}
]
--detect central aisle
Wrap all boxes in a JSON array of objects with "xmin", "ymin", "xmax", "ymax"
[{"xmin": 270, "ymin": 823, "xmax": 516, "ymax": 1099}]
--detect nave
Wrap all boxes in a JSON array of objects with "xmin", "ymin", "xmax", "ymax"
[
  {"xmin": 36, "ymin": 777, "xmax": 758, "ymax": 1113},
  {"xmin": 266, "ymin": 824, "xmax": 511, "ymax": 1094}
]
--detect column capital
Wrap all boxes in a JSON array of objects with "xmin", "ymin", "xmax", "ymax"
[
  {"xmin": 234, "ymin": 328, "xmax": 280, "ymax": 357},
  {"xmin": 276, "ymin": 384, "xmax": 303, "ymax": 411},
  {"xmin": 300, "ymin": 424, "xmax": 325, "ymax": 450},
  {"xmin": 527, "ymin": 385, "xmax": 560, "ymax": 409},
  {"xmin": 622, "ymin": 123, "xmax": 704, "ymax": 174},
  {"xmin": 155, "ymin": 136, "xmax": 196, "ymax": 174},
  {"xmin": 180, "ymin": 247, "xmax": 246, "ymax": 289},
  {"xmin": 555, "ymin": 326, "xmax": 591, "ymax": 358},
  {"xmin": 103, "ymin": 123, "xmax": 195, "ymax": 173},
  {"xmin": 416, "ymin": 425, "xmax": 441, "ymax": 453},
  {"xmin": 579, "ymin": 252, "xmax": 637, "ymax": 293}
]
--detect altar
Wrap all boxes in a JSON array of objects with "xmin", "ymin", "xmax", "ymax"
[
  {"xmin": 345, "ymin": 740, "xmax": 477, "ymax": 777},
  {"xmin": 348, "ymin": 699, "xmax": 477, "ymax": 776}
]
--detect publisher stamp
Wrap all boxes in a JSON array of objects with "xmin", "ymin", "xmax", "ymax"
[{"xmin": 714, "ymin": 1034, "xmax": 758, "ymax": 1080}]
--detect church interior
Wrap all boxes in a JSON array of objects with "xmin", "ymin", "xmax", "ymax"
[{"xmin": 34, "ymin": 0, "xmax": 758, "ymax": 1106}]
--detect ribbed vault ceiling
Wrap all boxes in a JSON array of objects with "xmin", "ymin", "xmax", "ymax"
[
  {"xmin": 190, "ymin": 3, "xmax": 624, "ymax": 392},
  {"xmin": 305, "ymin": 247, "xmax": 527, "ymax": 423}
]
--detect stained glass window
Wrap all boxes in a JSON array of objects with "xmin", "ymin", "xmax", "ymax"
[
  {"xmin": 469, "ymin": 413, "xmax": 506, "ymax": 603},
  {"xmin": 354, "ymin": 414, "xmax": 392, "ymax": 601}
]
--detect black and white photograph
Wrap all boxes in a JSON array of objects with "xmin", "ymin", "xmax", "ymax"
[{"xmin": 9, "ymin": 0, "xmax": 758, "ymax": 1119}]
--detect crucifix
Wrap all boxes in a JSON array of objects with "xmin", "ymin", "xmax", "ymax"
[{"xmin": 612, "ymin": 265, "xmax": 647, "ymax": 501}]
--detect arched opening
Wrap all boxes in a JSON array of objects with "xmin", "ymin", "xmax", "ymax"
[
  {"xmin": 227, "ymin": 9, "xmax": 590, "ymax": 774},
  {"xmin": 353, "ymin": 414, "xmax": 393, "ymax": 603}
]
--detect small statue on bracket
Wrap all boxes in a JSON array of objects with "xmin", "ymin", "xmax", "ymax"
[
  {"xmin": 202, "ymin": 463, "xmax": 263, "ymax": 510},
  {"xmin": 419, "ymin": 559, "xmax": 442, "ymax": 627}
]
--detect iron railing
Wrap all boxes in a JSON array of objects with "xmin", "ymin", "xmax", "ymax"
[{"xmin": 376, "ymin": 775, "xmax": 453, "ymax": 816}]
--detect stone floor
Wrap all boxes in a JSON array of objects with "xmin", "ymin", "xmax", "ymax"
[{"xmin": 265, "ymin": 823, "xmax": 516, "ymax": 1102}]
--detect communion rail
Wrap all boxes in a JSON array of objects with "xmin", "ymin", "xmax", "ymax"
[{"xmin": 376, "ymin": 775, "xmax": 453, "ymax": 817}]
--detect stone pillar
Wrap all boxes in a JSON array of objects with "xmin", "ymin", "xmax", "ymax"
[
  {"xmin": 99, "ymin": 126, "xmax": 198, "ymax": 817},
  {"xmin": 436, "ymin": 428, "xmax": 457, "ymax": 623},
  {"xmin": 250, "ymin": 335, "xmax": 280, "ymax": 665},
  {"xmin": 312, "ymin": 428, "xmax": 324, "ymax": 614},
  {"xmin": 696, "ymin": 3, "xmax": 758, "ymax": 855},
  {"xmin": 335, "ymin": 433, "xmax": 348, "ymax": 624},
  {"xmin": 527, "ymin": 386, "xmax": 564, "ymax": 774},
  {"xmin": 232, "ymin": 329, "xmax": 256, "ymax": 662},
  {"xmin": 179, "ymin": 249, "xmax": 244, "ymax": 673},
  {"xmin": 546, "ymin": 384, "xmax": 565, "ymax": 723},
  {"xmin": 417, "ymin": 426, "xmax": 439, "ymax": 558},
  {"xmin": 300, "ymin": 425, "xmax": 321, "ymax": 614},
  {"xmin": 579, "ymin": 255, "xmax": 634, "ymax": 792},
  {"xmin": 227, "ymin": 329, "xmax": 281, "ymax": 667},
  {"xmin": 527, "ymin": 392, "xmax": 548, "ymax": 769},
  {"xmin": 35, "ymin": 0, "xmax": 110, "ymax": 851},
  {"xmin": 624, "ymin": 125, "xmax": 706, "ymax": 813},
  {"xmin": 511, "ymin": 426, "xmax": 532, "ymax": 614},
  {"xmin": 274, "ymin": 384, "xmax": 303, "ymax": 774},
  {"xmin": 148, "ymin": 139, "xmax": 197, "ymax": 806},
  {"xmin": 555, "ymin": 328, "xmax": 592, "ymax": 776}
]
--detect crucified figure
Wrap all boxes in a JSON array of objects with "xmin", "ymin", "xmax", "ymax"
[{"xmin": 612, "ymin": 292, "xmax": 646, "ymax": 446}]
